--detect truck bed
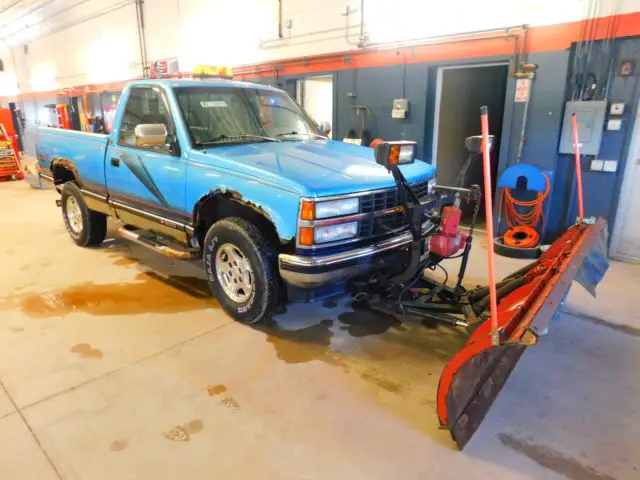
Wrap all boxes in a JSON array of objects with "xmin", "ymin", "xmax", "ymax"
[{"xmin": 37, "ymin": 127, "xmax": 110, "ymax": 193}]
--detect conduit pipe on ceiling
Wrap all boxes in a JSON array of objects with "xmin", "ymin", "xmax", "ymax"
[
  {"xmin": 0, "ymin": 0, "xmax": 93, "ymax": 42},
  {"xmin": 8, "ymin": 0, "xmax": 135, "ymax": 44},
  {"xmin": 248, "ymin": 26, "xmax": 526, "ymax": 79}
]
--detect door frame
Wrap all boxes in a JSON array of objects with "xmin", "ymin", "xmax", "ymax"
[
  {"xmin": 284, "ymin": 73, "xmax": 338, "ymax": 139},
  {"xmin": 610, "ymin": 96, "xmax": 640, "ymax": 262},
  {"xmin": 431, "ymin": 62, "xmax": 510, "ymax": 169}
]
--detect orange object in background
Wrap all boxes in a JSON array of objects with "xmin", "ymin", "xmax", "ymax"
[
  {"xmin": 0, "ymin": 122, "xmax": 24, "ymax": 181},
  {"xmin": 0, "ymin": 108, "xmax": 19, "ymax": 155},
  {"xmin": 56, "ymin": 104, "xmax": 72, "ymax": 130}
]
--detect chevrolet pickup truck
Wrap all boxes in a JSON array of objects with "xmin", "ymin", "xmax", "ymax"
[{"xmin": 37, "ymin": 77, "xmax": 439, "ymax": 324}]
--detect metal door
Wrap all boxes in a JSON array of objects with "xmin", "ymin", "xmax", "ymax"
[{"xmin": 611, "ymin": 99, "xmax": 640, "ymax": 261}]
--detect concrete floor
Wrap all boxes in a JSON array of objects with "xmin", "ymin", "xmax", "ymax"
[{"xmin": 1, "ymin": 179, "xmax": 639, "ymax": 480}]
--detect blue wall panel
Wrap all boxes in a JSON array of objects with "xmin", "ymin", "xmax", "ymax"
[{"xmin": 261, "ymin": 40, "xmax": 640, "ymax": 243}]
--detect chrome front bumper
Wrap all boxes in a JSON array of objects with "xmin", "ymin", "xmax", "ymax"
[{"xmin": 278, "ymin": 221, "xmax": 435, "ymax": 288}]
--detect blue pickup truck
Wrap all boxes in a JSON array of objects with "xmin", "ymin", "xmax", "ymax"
[{"xmin": 37, "ymin": 77, "xmax": 438, "ymax": 324}]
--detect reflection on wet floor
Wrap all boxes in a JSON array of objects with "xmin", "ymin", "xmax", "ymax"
[
  {"xmin": 255, "ymin": 318, "xmax": 335, "ymax": 365},
  {"xmin": 260, "ymin": 304, "xmax": 469, "ymax": 445},
  {"xmin": 338, "ymin": 303, "xmax": 402, "ymax": 337},
  {"xmin": 0, "ymin": 271, "xmax": 215, "ymax": 318}
]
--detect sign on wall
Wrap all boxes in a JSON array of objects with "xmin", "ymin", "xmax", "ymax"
[
  {"xmin": 514, "ymin": 78, "xmax": 531, "ymax": 102},
  {"xmin": 149, "ymin": 58, "xmax": 180, "ymax": 79}
]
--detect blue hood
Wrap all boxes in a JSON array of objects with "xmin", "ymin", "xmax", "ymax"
[{"xmin": 193, "ymin": 140, "xmax": 436, "ymax": 197}]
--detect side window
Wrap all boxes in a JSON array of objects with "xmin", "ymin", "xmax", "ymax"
[{"xmin": 119, "ymin": 87, "xmax": 178, "ymax": 154}]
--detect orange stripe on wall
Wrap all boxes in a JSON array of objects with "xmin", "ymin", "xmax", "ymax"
[{"xmin": 2, "ymin": 11, "xmax": 640, "ymax": 102}]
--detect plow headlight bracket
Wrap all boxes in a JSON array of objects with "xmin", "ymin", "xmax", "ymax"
[{"xmin": 374, "ymin": 140, "xmax": 417, "ymax": 170}]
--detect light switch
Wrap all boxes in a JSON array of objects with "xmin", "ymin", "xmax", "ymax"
[
  {"xmin": 590, "ymin": 159, "xmax": 604, "ymax": 171},
  {"xmin": 610, "ymin": 102, "xmax": 625, "ymax": 115},
  {"xmin": 607, "ymin": 118, "xmax": 622, "ymax": 131},
  {"xmin": 603, "ymin": 160, "xmax": 618, "ymax": 172}
]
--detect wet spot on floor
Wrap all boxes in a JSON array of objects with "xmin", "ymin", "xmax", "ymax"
[
  {"xmin": 360, "ymin": 369, "xmax": 404, "ymax": 393},
  {"xmin": 338, "ymin": 305, "xmax": 401, "ymax": 337},
  {"xmin": 163, "ymin": 420, "xmax": 204, "ymax": 442},
  {"xmin": 421, "ymin": 319, "xmax": 439, "ymax": 329},
  {"xmin": 112, "ymin": 256, "xmax": 137, "ymax": 267},
  {"xmin": 109, "ymin": 439, "xmax": 129, "ymax": 452},
  {"xmin": 40, "ymin": 260, "xmax": 52, "ymax": 267},
  {"xmin": 257, "ymin": 319, "xmax": 334, "ymax": 364},
  {"xmin": 183, "ymin": 419, "xmax": 204, "ymax": 434},
  {"xmin": 322, "ymin": 298, "xmax": 338, "ymax": 309},
  {"xmin": 19, "ymin": 265, "xmax": 30, "ymax": 271},
  {"xmin": 207, "ymin": 384, "xmax": 228, "ymax": 396},
  {"xmin": 71, "ymin": 343, "xmax": 103, "ymax": 359},
  {"xmin": 498, "ymin": 433, "xmax": 616, "ymax": 480},
  {"xmin": 220, "ymin": 397, "xmax": 240, "ymax": 411},
  {"xmin": 0, "ymin": 271, "xmax": 214, "ymax": 317}
]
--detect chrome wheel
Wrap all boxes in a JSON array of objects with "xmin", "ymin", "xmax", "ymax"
[
  {"xmin": 215, "ymin": 243, "xmax": 254, "ymax": 303},
  {"xmin": 66, "ymin": 196, "xmax": 83, "ymax": 234}
]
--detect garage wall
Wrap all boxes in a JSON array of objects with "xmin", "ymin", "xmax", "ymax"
[{"xmin": 2, "ymin": 0, "xmax": 640, "ymax": 98}]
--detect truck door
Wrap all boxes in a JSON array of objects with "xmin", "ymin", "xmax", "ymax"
[{"xmin": 105, "ymin": 85, "xmax": 189, "ymax": 234}]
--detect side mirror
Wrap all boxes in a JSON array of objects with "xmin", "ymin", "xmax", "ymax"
[
  {"xmin": 319, "ymin": 121, "xmax": 331, "ymax": 136},
  {"xmin": 134, "ymin": 123, "xmax": 168, "ymax": 147},
  {"xmin": 374, "ymin": 140, "xmax": 417, "ymax": 171}
]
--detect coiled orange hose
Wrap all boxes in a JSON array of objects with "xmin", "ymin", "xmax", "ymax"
[{"xmin": 498, "ymin": 173, "xmax": 550, "ymax": 247}]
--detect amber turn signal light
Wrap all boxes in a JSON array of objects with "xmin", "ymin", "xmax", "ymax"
[
  {"xmin": 300, "ymin": 200, "xmax": 315, "ymax": 220},
  {"xmin": 299, "ymin": 227, "xmax": 314, "ymax": 246}
]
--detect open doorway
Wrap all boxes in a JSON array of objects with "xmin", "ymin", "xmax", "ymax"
[
  {"xmin": 432, "ymin": 64, "xmax": 509, "ymax": 224},
  {"xmin": 296, "ymin": 75, "xmax": 334, "ymax": 137}
]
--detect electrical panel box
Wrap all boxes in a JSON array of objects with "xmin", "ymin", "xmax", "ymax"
[
  {"xmin": 558, "ymin": 101, "xmax": 606, "ymax": 155},
  {"xmin": 392, "ymin": 98, "xmax": 408, "ymax": 119}
]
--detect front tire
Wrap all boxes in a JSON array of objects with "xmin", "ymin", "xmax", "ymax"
[
  {"xmin": 203, "ymin": 217, "xmax": 281, "ymax": 324},
  {"xmin": 61, "ymin": 182, "xmax": 107, "ymax": 247}
]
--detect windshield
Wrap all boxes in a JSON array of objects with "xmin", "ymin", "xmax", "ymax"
[{"xmin": 174, "ymin": 86, "xmax": 323, "ymax": 147}]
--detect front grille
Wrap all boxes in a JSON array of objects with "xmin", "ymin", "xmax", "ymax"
[
  {"xmin": 358, "ymin": 178, "xmax": 431, "ymax": 239},
  {"xmin": 359, "ymin": 211, "xmax": 406, "ymax": 237},
  {"xmin": 360, "ymin": 178, "xmax": 430, "ymax": 213}
]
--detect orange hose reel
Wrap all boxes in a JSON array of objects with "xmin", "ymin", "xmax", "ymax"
[{"xmin": 499, "ymin": 173, "xmax": 550, "ymax": 248}]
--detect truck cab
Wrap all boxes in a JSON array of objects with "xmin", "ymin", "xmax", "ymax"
[{"xmin": 37, "ymin": 74, "xmax": 437, "ymax": 324}]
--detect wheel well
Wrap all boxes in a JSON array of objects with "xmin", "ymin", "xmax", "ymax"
[
  {"xmin": 195, "ymin": 194, "xmax": 294, "ymax": 252},
  {"xmin": 51, "ymin": 163, "xmax": 77, "ymax": 186}
]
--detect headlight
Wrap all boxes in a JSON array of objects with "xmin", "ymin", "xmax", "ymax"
[
  {"xmin": 314, "ymin": 222, "xmax": 358, "ymax": 243},
  {"xmin": 315, "ymin": 198, "xmax": 359, "ymax": 219},
  {"xmin": 428, "ymin": 177, "xmax": 436, "ymax": 194}
]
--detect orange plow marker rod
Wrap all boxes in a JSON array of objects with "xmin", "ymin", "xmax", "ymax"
[
  {"xmin": 571, "ymin": 113, "xmax": 585, "ymax": 222},
  {"xmin": 480, "ymin": 106, "xmax": 499, "ymax": 346}
]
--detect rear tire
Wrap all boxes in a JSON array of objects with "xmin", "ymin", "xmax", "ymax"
[
  {"xmin": 61, "ymin": 182, "xmax": 107, "ymax": 247},
  {"xmin": 203, "ymin": 217, "xmax": 281, "ymax": 324}
]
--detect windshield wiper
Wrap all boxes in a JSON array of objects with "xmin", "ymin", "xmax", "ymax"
[
  {"xmin": 197, "ymin": 133, "xmax": 280, "ymax": 146},
  {"xmin": 275, "ymin": 131, "xmax": 327, "ymax": 140}
]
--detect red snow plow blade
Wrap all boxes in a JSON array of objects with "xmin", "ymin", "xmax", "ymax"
[{"xmin": 437, "ymin": 218, "xmax": 609, "ymax": 449}]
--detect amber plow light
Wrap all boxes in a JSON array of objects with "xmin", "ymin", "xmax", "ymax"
[
  {"xmin": 192, "ymin": 65, "xmax": 233, "ymax": 79},
  {"xmin": 373, "ymin": 140, "xmax": 417, "ymax": 170}
]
